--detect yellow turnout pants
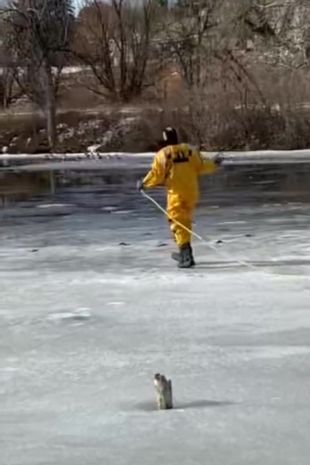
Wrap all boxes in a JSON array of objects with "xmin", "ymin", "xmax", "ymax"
[{"xmin": 167, "ymin": 194, "xmax": 195, "ymax": 247}]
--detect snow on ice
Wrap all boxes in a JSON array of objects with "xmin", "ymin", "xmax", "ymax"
[{"xmin": 1, "ymin": 160, "xmax": 310, "ymax": 465}]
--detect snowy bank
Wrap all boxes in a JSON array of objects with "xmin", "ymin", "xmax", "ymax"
[{"xmin": 1, "ymin": 149, "xmax": 310, "ymax": 172}]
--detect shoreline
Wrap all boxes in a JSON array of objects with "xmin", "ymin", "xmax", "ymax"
[{"xmin": 1, "ymin": 149, "xmax": 310, "ymax": 172}]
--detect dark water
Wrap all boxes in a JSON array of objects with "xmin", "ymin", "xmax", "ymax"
[{"xmin": 1, "ymin": 163, "xmax": 310, "ymax": 210}]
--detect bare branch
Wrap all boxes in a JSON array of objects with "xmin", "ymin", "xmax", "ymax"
[{"xmin": 74, "ymin": 0, "xmax": 158, "ymax": 101}]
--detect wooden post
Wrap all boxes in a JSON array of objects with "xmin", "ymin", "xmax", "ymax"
[{"xmin": 153, "ymin": 373, "xmax": 173, "ymax": 410}]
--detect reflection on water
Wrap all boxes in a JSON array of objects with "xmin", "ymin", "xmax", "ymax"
[
  {"xmin": 1, "ymin": 163, "xmax": 310, "ymax": 207},
  {"xmin": 0, "ymin": 172, "xmax": 51, "ymax": 206}
]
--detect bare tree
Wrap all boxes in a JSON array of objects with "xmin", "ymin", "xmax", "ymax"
[
  {"xmin": 0, "ymin": 66, "xmax": 21, "ymax": 108},
  {"xmin": 1, "ymin": 0, "xmax": 74, "ymax": 149},
  {"xmin": 74, "ymin": 0, "xmax": 159, "ymax": 101},
  {"xmin": 0, "ymin": 16, "xmax": 20, "ymax": 107},
  {"xmin": 161, "ymin": 0, "xmax": 225, "ymax": 88}
]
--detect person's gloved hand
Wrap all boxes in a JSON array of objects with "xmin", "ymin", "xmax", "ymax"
[
  {"xmin": 136, "ymin": 180, "xmax": 144, "ymax": 191},
  {"xmin": 214, "ymin": 152, "xmax": 224, "ymax": 166}
]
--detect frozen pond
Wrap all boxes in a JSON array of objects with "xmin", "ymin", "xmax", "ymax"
[{"xmin": 1, "ymin": 163, "xmax": 310, "ymax": 465}]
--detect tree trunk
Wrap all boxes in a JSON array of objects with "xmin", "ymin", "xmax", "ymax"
[
  {"xmin": 43, "ymin": 60, "xmax": 57, "ymax": 151},
  {"xmin": 1, "ymin": 68, "xmax": 13, "ymax": 109}
]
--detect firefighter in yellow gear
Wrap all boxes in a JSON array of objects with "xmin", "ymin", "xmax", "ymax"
[{"xmin": 137, "ymin": 127, "xmax": 223, "ymax": 268}]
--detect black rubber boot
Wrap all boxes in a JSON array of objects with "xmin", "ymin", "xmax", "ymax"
[
  {"xmin": 178, "ymin": 243, "xmax": 195, "ymax": 269},
  {"xmin": 189, "ymin": 244, "xmax": 196, "ymax": 266},
  {"xmin": 172, "ymin": 244, "xmax": 195, "ymax": 266}
]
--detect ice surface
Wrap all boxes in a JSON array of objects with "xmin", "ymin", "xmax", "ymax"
[{"xmin": 1, "ymin": 177, "xmax": 310, "ymax": 465}]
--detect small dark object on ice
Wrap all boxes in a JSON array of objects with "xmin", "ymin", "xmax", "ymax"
[
  {"xmin": 157, "ymin": 242, "xmax": 168, "ymax": 247},
  {"xmin": 154, "ymin": 373, "xmax": 173, "ymax": 410},
  {"xmin": 216, "ymin": 240, "xmax": 224, "ymax": 245},
  {"xmin": 31, "ymin": 249, "xmax": 39, "ymax": 253},
  {"xmin": 119, "ymin": 242, "xmax": 130, "ymax": 246},
  {"xmin": 245, "ymin": 234, "xmax": 253, "ymax": 238}
]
